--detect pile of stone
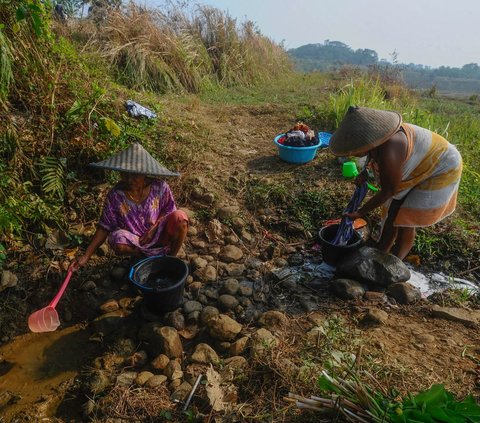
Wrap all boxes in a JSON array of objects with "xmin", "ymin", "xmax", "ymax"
[
  {"xmin": 83, "ymin": 303, "xmax": 288, "ymax": 417},
  {"xmin": 327, "ymin": 246, "xmax": 422, "ymax": 305}
]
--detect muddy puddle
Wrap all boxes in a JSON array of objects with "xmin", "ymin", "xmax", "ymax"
[{"xmin": 0, "ymin": 324, "xmax": 99, "ymax": 421}]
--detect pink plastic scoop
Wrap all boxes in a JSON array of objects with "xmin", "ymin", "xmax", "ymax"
[{"xmin": 28, "ymin": 270, "xmax": 73, "ymax": 333}]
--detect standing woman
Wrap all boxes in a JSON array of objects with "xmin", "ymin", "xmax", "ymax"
[
  {"xmin": 329, "ymin": 107, "xmax": 462, "ymax": 260},
  {"xmin": 69, "ymin": 143, "xmax": 188, "ymax": 272}
]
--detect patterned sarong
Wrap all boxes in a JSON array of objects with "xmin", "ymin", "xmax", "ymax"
[
  {"xmin": 378, "ymin": 123, "xmax": 462, "ymax": 228},
  {"xmin": 98, "ymin": 180, "xmax": 188, "ymax": 256}
]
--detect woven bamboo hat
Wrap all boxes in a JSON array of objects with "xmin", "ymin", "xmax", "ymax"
[
  {"xmin": 329, "ymin": 106, "xmax": 402, "ymax": 156},
  {"xmin": 90, "ymin": 142, "xmax": 179, "ymax": 177}
]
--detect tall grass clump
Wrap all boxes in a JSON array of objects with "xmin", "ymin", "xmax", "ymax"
[
  {"xmin": 191, "ymin": 5, "xmax": 290, "ymax": 87},
  {"xmin": 0, "ymin": 0, "xmax": 58, "ymax": 113},
  {"xmin": 90, "ymin": 4, "xmax": 210, "ymax": 93},
  {"xmin": 88, "ymin": 2, "xmax": 291, "ymax": 93},
  {"xmin": 329, "ymin": 77, "xmax": 394, "ymax": 128}
]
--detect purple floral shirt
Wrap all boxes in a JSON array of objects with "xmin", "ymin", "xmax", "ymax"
[{"xmin": 98, "ymin": 179, "xmax": 176, "ymax": 237}]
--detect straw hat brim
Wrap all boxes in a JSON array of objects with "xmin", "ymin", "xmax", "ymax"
[
  {"xmin": 89, "ymin": 142, "xmax": 179, "ymax": 177},
  {"xmin": 330, "ymin": 107, "xmax": 402, "ymax": 156}
]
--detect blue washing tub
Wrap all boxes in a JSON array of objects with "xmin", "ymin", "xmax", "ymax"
[{"xmin": 274, "ymin": 134, "xmax": 321, "ymax": 164}]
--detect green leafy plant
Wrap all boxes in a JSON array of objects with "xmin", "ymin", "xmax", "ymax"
[
  {"xmin": 183, "ymin": 409, "xmax": 196, "ymax": 422},
  {"xmin": 102, "ymin": 117, "xmax": 121, "ymax": 137},
  {"xmin": 38, "ymin": 156, "xmax": 67, "ymax": 200},
  {"xmin": 14, "ymin": 0, "xmax": 50, "ymax": 37},
  {"xmin": 0, "ymin": 204, "xmax": 22, "ymax": 234},
  {"xmin": 65, "ymin": 99, "xmax": 88, "ymax": 124},
  {"xmin": 391, "ymin": 384, "xmax": 480, "ymax": 423},
  {"xmin": 0, "ymin": 123, "xmax": 18, "ymax": 160},
  {"xmin": 0, "ymin": 243, "xmax": 6, "ymax": 267},
  {"xmin": 304, "ymin": 372, "xmax": 480, "ymax": 423},
  {"xmin": 0, "ymin": 183, "xmax": 64, "ymax": 236},
  {"xmin": 159, "ymin": 410, "xmax": 173, "ymax": 420}
]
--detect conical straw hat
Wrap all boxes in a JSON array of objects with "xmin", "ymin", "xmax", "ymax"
[
  {"xmin": 329, "ymin": 107, "xmax": 402, "ymax": 156},
  {"xmin": 90, "ymin": 142, "xmax": 179, "ymax": 177}
]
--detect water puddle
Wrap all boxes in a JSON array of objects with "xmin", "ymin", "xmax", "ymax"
[
  {"xmin": 406, "ymin": 266, "xmax": 479, "ymax": 296},
  {"xmin": 0, "ymin": 324, "xmax": 98, "ymax": 420}
]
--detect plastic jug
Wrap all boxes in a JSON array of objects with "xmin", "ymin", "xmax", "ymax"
[{"xmin": 342, "ymin": 161, "xmax": 358, "ymax": 178}]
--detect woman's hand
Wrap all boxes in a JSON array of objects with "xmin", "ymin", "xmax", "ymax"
[
  {"xmin": 69, "ymin": 254, "xmax": 89, "ymax": 272},
  {"xmin": 68, "ymin": 227, "xmax": 109, "ymax": 272},
  {"xmin": 354, "ymin": 169, "xmax": 368, "ymax": 186},
  {"xmin": 139, "ymin": 224, "xmax": 158, "ymax": 246},
  {"xmin": 344, "ymin": 211, "xmax": 363, "ymax": 220}
]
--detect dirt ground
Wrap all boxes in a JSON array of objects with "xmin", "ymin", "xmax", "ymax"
[{"xmin": 0, "ymin": 99, "xmax": 479, "ymax": 422}]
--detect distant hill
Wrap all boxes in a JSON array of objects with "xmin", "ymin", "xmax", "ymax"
[{"xmin": 289, "ymin": 41, "xmax": 480, "ymax": 96}]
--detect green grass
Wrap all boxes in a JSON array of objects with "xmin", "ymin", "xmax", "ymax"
[
  {"xmin": 245, "ymin": 176, "xmax": 343, "ymax": 231},
  {"xmin": 329, "ymin": 77, "xmax": 393, "ymax": 128},
  {"xmin": 292, "ymin": 188, "xmax": 332, "ymax": 231},
  {"xmin": 200, "ymin": 72, "xmax": 331, "ymax": 106},
  {"xmin": 246, "ymin": 178, "xmax": 289, "ymax": 209},
  {"xmin": 413, "ymin": 229, "xmax": 447, "ymax": 258}
]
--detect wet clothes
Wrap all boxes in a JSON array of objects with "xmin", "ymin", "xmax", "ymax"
[{"xmin": 281, "ymin": 130, "xmax": 319, "ymax": 147}]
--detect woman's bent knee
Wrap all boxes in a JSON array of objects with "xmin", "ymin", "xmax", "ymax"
[
  {"xmin": 165, "ymin": 210, "xmax": 189, "ymax": 236},
  {"xmin": 112, "ymin": 243, "xmax": 134, "ymax": 255}
]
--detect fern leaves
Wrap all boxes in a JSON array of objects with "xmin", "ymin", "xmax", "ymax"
[{"xmin": 38, "ymin": 157, "xmax": 66, "ymax": 200}]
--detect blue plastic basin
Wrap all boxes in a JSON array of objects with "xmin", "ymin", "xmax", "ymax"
[{"xmin": 274, "ymin": 134, "xmax": 320, "ymax": 164}]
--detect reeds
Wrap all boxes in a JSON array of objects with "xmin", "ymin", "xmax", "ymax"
[{"xmin": 91, "ymin": 2, "xmax": 291, "ymax": 93}]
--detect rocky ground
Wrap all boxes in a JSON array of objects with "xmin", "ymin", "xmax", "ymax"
[{"xmin": 0, "ymin": 100, "xmax": 479, "ymax": 422}]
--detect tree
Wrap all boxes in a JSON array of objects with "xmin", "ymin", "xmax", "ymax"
[
  {"xmin": 355, "ymin": 48, "xmax": 378, "ymax": 65},
  {"xmin": 461, "ymin": 63, "xmax": 480, "ymax": 78}
]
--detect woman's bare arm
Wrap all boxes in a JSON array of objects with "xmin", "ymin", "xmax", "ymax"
[
  {"xmin": 348, "ymin": 134, "xmax": 407, "ymax": 217},
  {"xmin": 69, "ymin": 227, "xmax": 110, "ymax": 271}
]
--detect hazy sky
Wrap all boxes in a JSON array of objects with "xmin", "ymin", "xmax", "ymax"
[{"xmin": 147, "ymin": 0, "xmax": 479, "ymax": 68}]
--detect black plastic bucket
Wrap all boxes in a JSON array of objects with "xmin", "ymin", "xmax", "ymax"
[
  {"xmin": 318, "ymin": 223, "xmax": 363, "ymax": 266},
  {"xmin": 129, "ymin": 255, "xmax": 188, "ymax": 314}
]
